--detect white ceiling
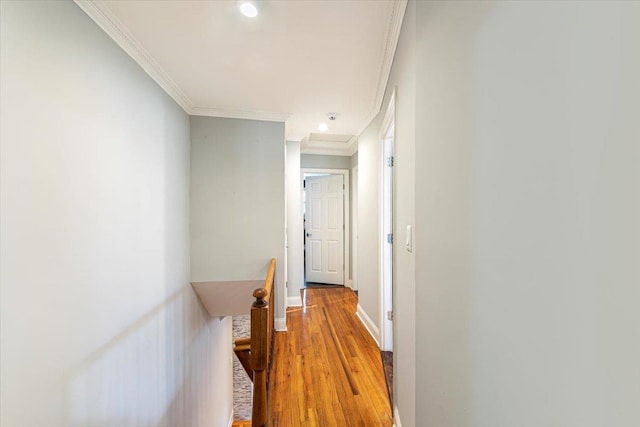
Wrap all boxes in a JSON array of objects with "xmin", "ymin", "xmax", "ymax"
[{"xmin": 75, "ymin": 0, "xmax": 407, "ymax": 155}]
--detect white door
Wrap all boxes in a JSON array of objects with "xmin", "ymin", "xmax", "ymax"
[
  {"xmin": 305, "ymin": 174, "xmax": 344, "ymax": 285},
  {"xmin": 381, "ymin": 134, "xmax": 394, "ymax": 351}
]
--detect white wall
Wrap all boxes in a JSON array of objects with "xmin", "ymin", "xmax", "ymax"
[
  {"xmin": 286, "ymin": 141, "xmax": 304, "ymax": 305},
  {"xmin": 414, "ymin": 1, "xmax": 640, "ymax": 426},
  {"xmin": 356, "ymin": 114, "xmax": 383, "ymax": 339},
  {"xmin": 190, "ymin": 116, "xmax": 286, "ymax": 319},
  {"xmin": 0, "ymin": 1, "xmax": 231, "ymax": 426}
]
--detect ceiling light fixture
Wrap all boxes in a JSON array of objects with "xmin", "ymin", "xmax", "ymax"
[
  {"xmin": 318, "ymin": 123, "xmax": 329, "ymax": 132},
  {"xmin": 238, "ymin": 1, "xmax": 258, "ymax": 18}
]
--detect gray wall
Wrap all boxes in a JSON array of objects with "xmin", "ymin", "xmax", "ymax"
[
  {"xmin": 356, "ymin": 1, "xmax": 416, "ymax": 424},
  {"xmin": 286, "ymin": 142, "xmax": 304, "ymax": 300},
  {"xmin": 357, "ymin": 1, "xmax": 640, "ymax": 426},
  {"xmin": 0, "ymin": 1, "xmax": 231, "ymax": 425},
  {"xmin": 350, "ymin": 151, "xmax": 359, "ymax": 168},
  {"xmin": 357, "ymin": 117, "xmax": 383, "ymax": 331},
  {"xmin": 190, "ymin": 116, "xmax": 286, "ymax": 318},
  {"xmin": 387, "ymin": 5, "xmax": 416, "ymax": 424},
  {"xmin": 301, "ymin": 154, "xmax": 351, "ymax": 169},
  {"xmin": 414, "ymin": 1, "xmax": 640, "ymax": 426}
]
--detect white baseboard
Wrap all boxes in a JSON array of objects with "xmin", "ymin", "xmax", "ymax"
[
  {"xmin": 227, "ymin": 409, "xmax": 234, "ymax": 427},
  {"xmin": 356, "ymin": 304, "xmax": 380, "ymax": 346},
  {"xmin": 287, "ymin": 295, "xmax": 302, "ymax": 307},
  {"xmin": 393, "ymin": 405, "xmax": 402, "ymax": 427},
  {"xmin": 275, "ymin": 317, "xmax": 287, "ymax": 331}
]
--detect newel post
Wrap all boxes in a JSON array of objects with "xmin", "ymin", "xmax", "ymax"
[{"xmin": 251, "ymin": 288, "xmax": 269, "ymax": 427}]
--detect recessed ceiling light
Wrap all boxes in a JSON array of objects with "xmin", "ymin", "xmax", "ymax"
[
  {"xmin": 318, "ymin": 123, "xmax": 329, "ymax": 132},
  {"xmin": 239, "ymin": 1, "xmax": 258, "ymax": 18}
]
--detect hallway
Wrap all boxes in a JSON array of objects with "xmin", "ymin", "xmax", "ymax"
[{"xmin": 269, "ymin": 288, "xmax": 392, "ymax": 426}]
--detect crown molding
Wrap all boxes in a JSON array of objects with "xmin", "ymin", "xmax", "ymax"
[
  {"xmin": 75, "ymin": 0, "xmax": 405, "ymax": 133},
  {"xmin": 303, "ymin": 139, "xmax": 349, "ymax": 146},
  {"xmin": 300, "ymin": 135, "xmax": 357, "ymax": 156},
  {"xmin": 354, "ymin": 0, "xmax": 408, "ymax": 137},
  {"xmin": 379, "ymin": 88, "xmax": 396, "ymax": 140},
  {"xmin": 299, "ymin": 1, "xmax": 406, "ymax": 145},
  {"xmin": 74, "ymin": 0, "xmax": 292, "ymax": 124},
  {"xmin": 346, "ymin": 135, "xmax": 358, "ymax": 156},
  {"xmin": 74, "ymin": 0, "xmax": 193, "ymax": 113},
  {"xmin": 190, "ymin": 107, "xmax": 291, "ymax": 123}
]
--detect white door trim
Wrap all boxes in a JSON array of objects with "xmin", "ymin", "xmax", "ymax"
[
  {"xmin": 300, "ymin": 168, "xmax": 350, "ymax": 287},
  {"xmin": 379, "ymin": 89, "xmax": 396, "ymax": 352},
  {"xmin": 352, "ymin": 165, "xmax": 358, "ymax": 291}
]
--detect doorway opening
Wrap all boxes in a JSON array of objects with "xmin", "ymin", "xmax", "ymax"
[
  {"xmin": 381, "ymin": 125, "xmax": 394, "ymax": 351},
  {"xmin": 379, "ymin": 90, "xmax": 395, "ymax": 407},
  {"xmin": 301, "ymin": 168, "xmax": 350, "ymax": 288}
]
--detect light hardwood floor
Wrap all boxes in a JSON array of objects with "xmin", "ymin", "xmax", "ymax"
[{"xmin": 269, "ymin": 287, "xmax": 393, "ymax": 426}]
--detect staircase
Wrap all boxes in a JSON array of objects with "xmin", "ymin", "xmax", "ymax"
[{"xmin": 232, "ymin": 258, "xmax": 277, "ymax": 427}]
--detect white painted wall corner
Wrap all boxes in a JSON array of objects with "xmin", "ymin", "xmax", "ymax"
[
  {"xmin": 356, "ymin": 304, "xmax": 380, "ymax": 346},
  {"xmin": 275, "ymin": 317, "xmax": 287, "ymax": 332},
  {"xmin": 287, "ymin": 295, "xmax": 302, "ymax": 307},
  {"xmin": 227, "ymin": 410, "xmax": 234, "ymax": 427},
  {"xmin": 393, "ymin": 405, "xmax": 402, "ymax": 427}
]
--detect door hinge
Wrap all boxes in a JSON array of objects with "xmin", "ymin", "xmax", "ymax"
[
  {"xmin": 387, "ymin": 233, "xmax": 393, "ymax": 244},
  {"xmin": 387, "ymin": 156, "xmax": 394, "ymax": 167},
  {"xmin": 387, "ymin": 310, "xmax": 394, "ymax": 321}
]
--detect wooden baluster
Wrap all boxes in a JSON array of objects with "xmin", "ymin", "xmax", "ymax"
[
  {"xmin": 251, "ymin": 288, "xmax": 269, "ymax": 427},
  {"xmin": 267, "ymin": 275, "xmax": 274, "ymax": 369}
]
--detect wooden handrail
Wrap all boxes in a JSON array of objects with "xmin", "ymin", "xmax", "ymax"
[
  {"xmin": 232, "ymin": 258, "xmax": 276, "ymax": 427},
  {"xmin": 234, "ymin": 337, "xmax": 251, "ymax": 346},
  {"xmin": 262, "ymin": 258, "xmax": 276, "ymax": 299}
]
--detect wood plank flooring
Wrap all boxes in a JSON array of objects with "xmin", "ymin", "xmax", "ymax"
[{"xmin": 269, "ymin": 287, "xmax": 392, "ymax": 426}]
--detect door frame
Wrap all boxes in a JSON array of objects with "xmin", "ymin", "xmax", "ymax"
[
  {"xmin": 351, "ymin": 165, "xmax": 358, "ymax": 292},
  {"xmin": 300, "ymin": 168, "xmax": 351, "ymax": 288},
  {"xmin": 379, "ymin": 89, "xmax": 395, "ymax": 352}
]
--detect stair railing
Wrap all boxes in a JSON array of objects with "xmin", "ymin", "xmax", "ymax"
[{"xmin": 233, "ymin": 258, "xmax": 276, "ymax": 427}]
